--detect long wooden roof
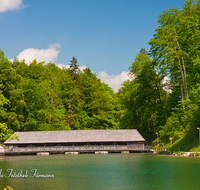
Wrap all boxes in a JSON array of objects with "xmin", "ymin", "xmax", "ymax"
[{"xmin": 4, "ymin": 129, "xmax": 145, "ymax": 144}]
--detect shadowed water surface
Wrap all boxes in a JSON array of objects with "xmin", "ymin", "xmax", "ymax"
[{"xmin": 0, "ymin": 153, "xmax": 200, "ymax": 189}]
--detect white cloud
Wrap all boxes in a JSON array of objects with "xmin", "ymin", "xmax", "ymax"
[
  {"xmin": 79, "ymin": 65, "xmax": 86, "ymax": 71},
  {"xmin": 162, "ymin": 76, "xmax": 171, "ymax": 93},
  {"xmin": 57, "ymin": 64, "xmax": 70, "ymax": 69},
  {"xmin": 98, "ymin": 71, "xmax": 130, "ymax": 93},
  {"xmin": 57, "ymin": 64, "xmax": 86, "ymax": 71},
  {"xmin": 15, "ymin": 43, "xmax": 61, "ymax": 65},
  {"xmin": 98, "ymin": 71, "xmax": 172, "ymax": 93},
  {"xmin": 13, "ymin": 43, "xmax": 87, "ymax": 72},
  {"xmin": 0, "ymin": 0, "xmax": 23, "ymax": 12}
]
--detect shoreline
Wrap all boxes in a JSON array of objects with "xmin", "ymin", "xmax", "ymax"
[{"xmin": 153, "ymin": 150, "xmax": 200, "ymax": 157}]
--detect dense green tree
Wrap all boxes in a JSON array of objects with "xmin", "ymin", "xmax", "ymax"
[
  {"xmin": 65, "ymin": 67, "xmax": 121, "ymax": 130},
  {"xmin": 0, "ymin": 56, "xmax": 25, "ymax": 131},
  {"xmin": 147, "ymin": 0, "xmax": 200, "ymax": 145},
  {"xmin": 149, "ymin": 7, "xmax": 190, "ymax": 108},
  {"xmin": 69, "ymin": 56, "xmax": 80, "ymax": 81},
  {"xmin": 0, "ymin": 91, "xmax": 10, "ymax": 142},
  {"xmin": 37, "ymin": 78, "xmax": 68, "ymax": 131},
  {"xmin": 119, "ymin": 51, "xmax": 168, "ymax": 143}
]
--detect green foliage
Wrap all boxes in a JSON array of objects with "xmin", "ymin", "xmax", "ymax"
[
  {"xmin": 155, "ymin": 151, "xmax": 171, "ymax": 155},
  {"xmin": 119, "ymin": 51, "xmax": 168, "ymax": 143},
  {"xmin": 172, "ymin": 126, "xmax": 199, "ymax": 151},
  {"xmin": 0, "ymin": 123, "xmax": 20, "ymax": 142},
  {"xmin": 0, "ymin": 58, "xmax": 25, "ymax": 131},
  {"xmin": 0, "ymin": 49, "xmax": 120, "ymax": 133},
  {"xmin": 146, "ymin": 0, "xmax": 200, "ymax": 148},
  {"xmin": 159, "ymin": 101, "xmax": 195, "ymax": 143},
  {"xmin": 0, "ymin": 49, "xmax": 5, "ymax": 60},
  {"xmin": 119, "ymin": 1, "xmax": 200, "ymax": 149}
]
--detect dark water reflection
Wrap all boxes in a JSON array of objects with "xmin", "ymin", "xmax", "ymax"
[{"xmin": 0, "ymin": 153, "xmax": 200, "ymax": 190}]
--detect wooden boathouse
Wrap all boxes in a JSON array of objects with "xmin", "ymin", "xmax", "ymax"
[{"xmin": 4, "ymin": 129, "xmax": 146, "ymax": 155}]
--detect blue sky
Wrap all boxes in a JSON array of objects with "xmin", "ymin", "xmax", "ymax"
[{"xmin": 0, "ymin": 0, "xmax": 187, "ymax": 92}]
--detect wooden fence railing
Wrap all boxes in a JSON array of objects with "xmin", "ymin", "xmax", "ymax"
[{"xmin": 5, "ymin": 144, "xmax": 149, "ymax": 153}]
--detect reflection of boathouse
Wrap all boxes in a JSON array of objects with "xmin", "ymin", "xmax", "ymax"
[{"xmin": 4, "ymin": 129, "xmax": 145, "ymax": 154}]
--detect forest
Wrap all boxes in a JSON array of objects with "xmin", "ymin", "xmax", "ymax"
[{"xmin": 1, "ymin": 0, "xmax": 200, "ymax": 150}]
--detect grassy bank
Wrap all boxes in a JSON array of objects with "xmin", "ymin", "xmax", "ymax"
[{"xmin": 171, "ymin": 128, "xmax": 200, "ymax": 152}]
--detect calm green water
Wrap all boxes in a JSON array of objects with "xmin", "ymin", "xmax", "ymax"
[{"xmin": 0, "ymin": 153, "xmax": 200, "ymax": 190}]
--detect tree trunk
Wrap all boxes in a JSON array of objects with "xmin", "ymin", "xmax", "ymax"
[{"xmin": 176, "ymin": 40, "xmax": 190, "ymax": 110}]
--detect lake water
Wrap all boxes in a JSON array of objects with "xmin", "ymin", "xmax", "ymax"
[{"xmin": 0, "ymin": 153, "xmax": 200, "ymax": 190}]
